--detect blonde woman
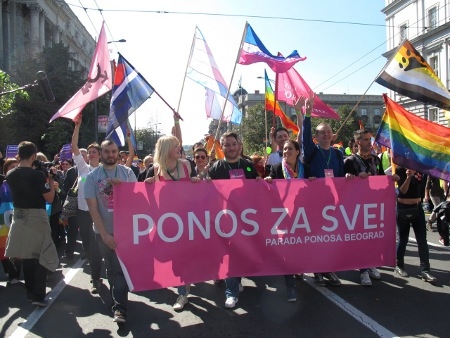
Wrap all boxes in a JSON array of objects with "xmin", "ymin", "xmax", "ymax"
[{"xmin": 144, "ymin": 135, "xmax": 198, "ymax": 311}]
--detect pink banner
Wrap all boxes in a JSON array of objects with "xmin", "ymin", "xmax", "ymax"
[{"xmin": 114, "ymin": 177, "xmax": 396, "ymax": 291}]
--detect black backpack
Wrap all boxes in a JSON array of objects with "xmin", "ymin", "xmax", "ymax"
[{"xmin": 434, "ymin": 200, "xmax": 450, "ymax": 246}]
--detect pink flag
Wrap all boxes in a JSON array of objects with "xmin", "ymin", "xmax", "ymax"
[
  {"xmin": 276, "ymin": 68, "xmax": 340, "ymax": 119},
  {"xmin": 49, "ymin": 22, "xmax": 112, "ymax": 122}
]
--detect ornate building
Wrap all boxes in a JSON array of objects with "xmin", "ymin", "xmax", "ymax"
[
  {"xmin": 381, "ymin": 0, "xmax": 450, "ymax": 125},
  {"xmin": 233, "ymin": 88, "xmax": 384, "ymax": 130},
  {"xmin": 0, "ymin": 0, "xmax": 95, "ymax": 80}
]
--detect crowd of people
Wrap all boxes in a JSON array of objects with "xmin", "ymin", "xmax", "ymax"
[{"xmin": 1, "ymin": 98, "xmax": 449, "ymax": 324}]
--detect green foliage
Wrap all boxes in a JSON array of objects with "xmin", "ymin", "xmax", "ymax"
[
  {"xmin": 0, "ymin": 70, "xmax": 28, "ymax": 119},
  {"xmin": 0, "ymin": 42, "xmax": 105, "ymax": 157},
  {"xmin": 240, "ymin": 103, "xmax": 273, "ymax": 155},
  {"xmin": 135, "ymin": 127, "xmax": 162, "ymax": 158}
]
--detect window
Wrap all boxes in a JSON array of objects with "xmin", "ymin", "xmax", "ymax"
[
  {"xmin": 428, "ymin": 108, "xmax": 439, "ymax": 122},
  {"xmin": 399, "ymin": 24, "xmax": 408, "ymax": 42},
  {"xmin": 360, "ymin": 109, "xmax": 367, "ymax": 116},
  {"xmin": 430, "ymin": 56, "xmax": 439, "ymax": 76},
  {"xmin": 428, "ymin": 6, "xmax": 438, "ymax": 30},
  {"xmin": 374, "ymin": 109, "xmax": 381, "ymax": 116}
]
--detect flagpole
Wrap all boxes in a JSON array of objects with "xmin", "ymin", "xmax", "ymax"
[
  {"xmin": 336, "ymin": 40, "xmax": 408, "ymax": 138},
  {"xmin": 176, "ymin": 26, "xmax": 198, "ymax": 114},
  {"xmin": 214, "ymin": 21, "xmax": 248, "ymax": 141},
  {"xmin": 334, "ymin": 78, "xmax": 376, "ymax": 137},
  {"xmin": 264, "ymin": 83, "xmax": 269, "ymax": 160},
  {"xmin": 273, "ymin": 72, "xmax": 279, "ymax": 129}
]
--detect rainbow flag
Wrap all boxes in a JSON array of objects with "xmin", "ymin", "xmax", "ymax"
[
  {"xmin": 375, "ymin": 39, "xmax": 450, "ymax": 109},
  {"xmin": 265, "ymin": 70, "xmax": 299, "ymax": 134},
  {"xmin": 0, "ymin": 182, "xmax": 13, "ymax": 260},
  {"xmin": 375, "ymin": 94, "xmax": 450, "ymax": 180}
]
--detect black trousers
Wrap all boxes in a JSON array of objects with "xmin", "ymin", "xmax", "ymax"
[{"xmin": 22, "ymin": 258, "xmax": 48, "ymax": 302}]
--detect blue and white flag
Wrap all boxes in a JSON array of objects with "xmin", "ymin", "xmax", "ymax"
[{"xmin": 106, "ymin": 54, "xmax": 154, "ymax": 146}]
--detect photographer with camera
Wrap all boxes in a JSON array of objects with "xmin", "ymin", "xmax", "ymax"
[{"xmin": 4, "ymin": 141, "xmax": 59, "ymax": 307}]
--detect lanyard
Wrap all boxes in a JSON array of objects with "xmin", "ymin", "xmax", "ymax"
[
  {"xmin": 166, "ymin": 162, "xmax": 180, "ymax": 181},
  {"xmin": 319, "ymin": 147, "xmax": 332, "ymax": 169},
  {"xmin": 102, "ymin": 166, "xmax": 118, "ymax": 179}
]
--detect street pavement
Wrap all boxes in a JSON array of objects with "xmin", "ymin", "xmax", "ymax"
[{"xmin": 1, "ymin": 219, "xmax": 449, "ymax": 338}]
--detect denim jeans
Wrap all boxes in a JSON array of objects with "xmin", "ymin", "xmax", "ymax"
[
  {"xmin": 225, "ymin": 277, "xmax": 241, "ymax": 298},
  {"xmin": 396, "ymin": 203, "xmax": 430, "ymax": 272},
  {"xmin": 178, "ymin": 285, "xmax": 188, "ymax": 296},
  {"xmin": 77, "ymin": 210, "xmax": 102, "ymax": 281},
  {"xmin": 96, "ymin": 235, "xmax": 129, "ymax": 314},
  {"xmin": 284, "ymin": 275, "xmax": 295, "ymax": 290}
]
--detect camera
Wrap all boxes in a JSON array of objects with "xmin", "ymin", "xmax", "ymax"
[{"xmin": 32, "ymin": 160, "xmax": 57, "ymax": 179}]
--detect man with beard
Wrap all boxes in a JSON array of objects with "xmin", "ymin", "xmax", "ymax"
[
  {"xmin": 344, "ymin": 129, "xmax": 398, "ymax": 286},
  {"xmin": 208, "ymin": 132, "xmax": 259, "ymax": 309},
  {"xmin": 85, "ymin": 140, "xmax": 137, "ymax": 323}
]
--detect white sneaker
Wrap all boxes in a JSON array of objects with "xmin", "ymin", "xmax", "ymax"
[
  {"xmin": 360, "ymin": 271, "xmax": 372, "ymax": 286},
  {"xmin": 173, "ymin": 295, "xmax": 188, "ymax": 311},
  {"xmin": 238, "ymin": 283, "xmax": 244, "ymax": 292},
  {"xmin": 368, "ymin": 268, "xmax": 381, "ymax": 280},
  {"xmin": 225, "ymin": 296, "xmax": 238, "ymax": 309}
]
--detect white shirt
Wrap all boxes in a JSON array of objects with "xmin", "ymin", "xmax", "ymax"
[{"xmin": 72, "ymin": 152, "xmax": 95, "ymax": 211}]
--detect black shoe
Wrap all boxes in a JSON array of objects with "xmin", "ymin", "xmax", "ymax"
[
  {"xmin": 421, "ymin": 271, "xmax": 437, "ymax": 283},
  {"xmin": 61, "ymin": 254, "xmax": 74, "ymax": 264},
  {"xmin": 113, "ymin": 310, "xmax": 126, "ymax": 323},
  {"xmin": 213, "ymin": 279, "xmax": 224, "ymax": 286},
  {"xmin": 323, "ymin": 272, "xmax": 342, "ymax": 286},
  {"xmin": 395, "ymin": 266, "xmax": 409, "ymax": 277},
  {"xmin": 91, "ymin": 279, "xmax": 102, "ymax": 294},
  {"xmin": 314, "ymin": 273, "xmax": 326, "ymax": 287},
  {"xmin": 32, "ymin": 300, "xmax": 48, "ymax": 307},
  {"xmin": 294, "ymin": 274, "xmax": 303, "ymax": 280}
]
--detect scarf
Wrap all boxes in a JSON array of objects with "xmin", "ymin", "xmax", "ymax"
[{"xmin": 282, "ymin": 158, "xmax": 304, "ymax": 179}]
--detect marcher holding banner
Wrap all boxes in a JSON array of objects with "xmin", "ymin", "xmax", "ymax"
[
  {"xmin": 144, "ymin": 135, "xmax": 198, "ymax": 311},
  {"xmin": 302, "ymin": 98, "xmax": 345, "ymax": 287},
  {"xmin": 344, "ymin": 129, "xmax": 399, "ymax": 286},
  {"xmin": 265, "ymin": 139, "xmax": 304, "ymax": 302},
  {"xmin": 208, "ymin": 131, "xmax": 260, "ymax": 309},
  {"xmin": 85, "ymin": 140, "xmax": 137, "ymax": 323}
]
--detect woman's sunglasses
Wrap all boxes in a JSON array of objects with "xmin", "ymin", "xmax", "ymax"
[{"xmin": 195, "ymin": 155, "xmax": 206, "ymax": 160}]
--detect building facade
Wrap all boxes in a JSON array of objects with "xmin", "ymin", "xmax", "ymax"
[
  {"xmin": 233, "ymin": 88, "xmax": 384, "ymax": 130},
  {"xmin": 382, "ymin": 0, "xmax": 450, "ymax": 125},
  {"xmin": 0, "ymin": 0, "xmax": 95, "ymax": 80}
]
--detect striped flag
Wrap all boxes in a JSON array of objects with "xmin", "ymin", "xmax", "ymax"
[
  {"xmin": 265, "ymin": 70, "xmax": 299, "ymax": 134},
  {"xmin": 375, "ymin": 94, "xmax": 450, "ymax": 180},
  {"xmin": 106, "ymin": 54, "xmax": 154, "ymax": 146},
  {"xmin": 375, "ymin": 39, "xmax": 450, "ymax": 109},
  {"xmin": 186, "ymin": 27, "xmax": 241, "ymax": 124},
  {"xmin": 239, "ymin": 23, "xmax": 306, "ymax": 73}
]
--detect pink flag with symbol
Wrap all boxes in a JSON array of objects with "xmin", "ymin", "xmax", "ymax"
[
  {"xmin": 276, "ymin": 67, "xmax": 340, "ymax": 119},
  {"xmin": 49, "ymin": 22, "xmax": 112, "ymax": 122}
]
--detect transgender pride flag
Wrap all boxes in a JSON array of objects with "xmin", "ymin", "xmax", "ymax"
[
  {"xmin": 239, "ymin": 23, "xmax": 306, "ymax": 73},
  {"xmin": 106, "ymin": 54, "xmax": 154, "ymax": 146},
  {"xmin": 186, "ymin": 26, "xmax": 242, "ymax": 124}
]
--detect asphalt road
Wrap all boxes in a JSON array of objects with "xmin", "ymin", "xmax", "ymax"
[{"xmin": 1, "ymin": 220, "xmax": 449, "ymax": 338}]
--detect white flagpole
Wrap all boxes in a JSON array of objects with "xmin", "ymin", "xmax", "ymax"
[
  {"xmin": 176, "ymin": 26, "xmax": 198, "ymax": 115},
  {"xmin": 214, "ymin": 21, "xmax": 248, "ymax": 141}
]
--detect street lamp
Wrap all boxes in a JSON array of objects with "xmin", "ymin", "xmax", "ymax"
[{"xmin": 107, "ymin": 39, "xmax": 127, "ymax": 44}]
